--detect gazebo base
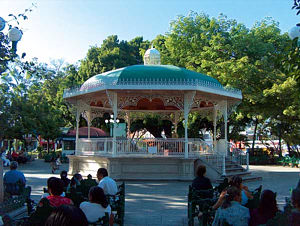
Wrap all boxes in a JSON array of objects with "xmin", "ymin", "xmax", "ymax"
[{"xmin": 68, "ymin": 155, "xmax": 197, "ymax": 181}]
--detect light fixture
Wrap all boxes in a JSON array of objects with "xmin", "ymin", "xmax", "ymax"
[
  {"xmin": 110, "ymin": 114, "xmax": 114, "ymax": 119},
  {"xmin": 109, "ymin": 119, "xmax": 114, "ymax": 123},
  {"xmin": 105, "ymin": 119, "xmax": 109, "ymax": 124},
  {"xmin": 116, "ymin": 119, "xmax": 120, "ymax": 123},
  {"xmin": 0, "ymin": 17, "xmax": 5, "ymax": 31},
  {"xmin": 8, "ymin": 27, "xmax": 22, "ymax": 42}
]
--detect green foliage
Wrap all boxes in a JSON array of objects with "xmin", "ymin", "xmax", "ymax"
[{"xmin": 78, "ymin": 35, "xmax": 150, "ymax": 82}]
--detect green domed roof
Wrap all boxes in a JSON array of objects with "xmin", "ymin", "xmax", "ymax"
[
  {"xmin": 64, "ymin": 64, "xmax": 242, "ymax": 100},
  {"xmin": 81, "ymin": 65, "xmax": 222, "ymax": 90}
]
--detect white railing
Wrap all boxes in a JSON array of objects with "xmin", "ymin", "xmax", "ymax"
[
  {"xmin": 229, "ymin": 148, "xmax": 249, "ymax": 171},
  {"xmin": 77, "ymin": 138, "xmax": 213, "ymax": 157}
]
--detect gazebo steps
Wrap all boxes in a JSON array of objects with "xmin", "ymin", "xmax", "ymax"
[
  {"xmin": 225, "ymin": 171, "xmax": 251, "ymax": 177},
  {"xmin": 226, "ymin": 167, "xmax": 245, "ymax": 172}
]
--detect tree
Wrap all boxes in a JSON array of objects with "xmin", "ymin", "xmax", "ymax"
[
  {"xmin": 153, "ymin": 12, "xmax": 293, "ymax": 153},
  {"xmin": 78, "ymin": 35, "xmax": 150, "ymax": 82}
]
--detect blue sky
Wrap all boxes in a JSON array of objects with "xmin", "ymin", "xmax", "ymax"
[{"xmin": 0, "ymin": 0, "xmax": 299, "ymax": 64}]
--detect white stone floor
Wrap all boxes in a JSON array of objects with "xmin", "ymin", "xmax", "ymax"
[{"xmin": 3, "ymin": 160, "xmax": 300, "ymax": 226}]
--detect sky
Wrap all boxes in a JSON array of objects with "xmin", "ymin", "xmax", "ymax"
[{"xmin": 0, "ymin": 0, "xmax": 299, "ymax": 64}]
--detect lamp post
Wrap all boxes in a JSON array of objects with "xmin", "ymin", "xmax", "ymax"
[
  {"xmin": 105, "ymin": 114, "xmax": 119, "ymax": 137},
  {"xmin": 0, "ymin": 17, "xmax": 23, "ymax": 53},
  {"xmin": 8, "ymin": 27, "xmax": 22, "ymax": 52}
]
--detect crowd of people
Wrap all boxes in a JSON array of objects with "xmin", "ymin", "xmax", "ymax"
[
  {"xmin": 192, "ymin": 165, "xmax": 300, "ymax": 226},
  {"xmin": 3, "ymin": 160, "xmax": 300, "ymax": 225},
  {"xmin": 3, "ymin": 166, "xmax": 118, "ymax": 225},
  {"xmin": 1, "ymin": 147, "xmax": 31, "ymax": 167},
  {"xmin": 40, "ymin": 167, "xmax": 117, "ymax": 225}
]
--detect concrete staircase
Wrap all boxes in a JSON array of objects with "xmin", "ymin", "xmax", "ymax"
[
  {"xmin": 198, "ymin": 155, "xmax": 262, "ymax": 183},
  {"xmin": 215, "ymin": 157, "xmax": 262, "ymax": 183}
]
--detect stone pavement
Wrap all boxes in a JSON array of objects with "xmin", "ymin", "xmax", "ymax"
[{"xmin": 3, "ymin": 160, "xmax": 300, "ymax": 226}]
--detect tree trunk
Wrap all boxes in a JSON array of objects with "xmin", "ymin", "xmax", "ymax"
[
  {"xmin": 287, "ymin": 141, "xmax": 291, "ymax": 156},
  {"xmin": 278, "ymin": 124, "xmax": 282, "ymax": 157},
  {"xmin": 251, "ymin": 117, "xmax": 258, "ymax": 154},
  {"xmin": 47, "ymin": 138, "xmax": 50, "ymax": 153}
]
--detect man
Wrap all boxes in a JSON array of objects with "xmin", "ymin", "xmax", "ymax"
[
  {"xmin": 3, "ymin": 161, "xmax": 26, "ymax": 195},
  {"xmin": 97, "ymin": 168, "xmax": 118, "ymax": 195},
  {"xmin": 60, "ymin": 170, "xmax": 71, "ymax": 188}
]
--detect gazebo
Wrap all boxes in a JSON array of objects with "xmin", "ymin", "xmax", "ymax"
[{"xmin": 63, "ymin": 47, "xmax": 242, "ymax": 180}]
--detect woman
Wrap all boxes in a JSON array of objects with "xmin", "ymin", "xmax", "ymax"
[
  {"xmin": 192, "ymin": 165, "xmax": 213, "ymax": 190},
  {"xmin": 80, "ymin": 186, "xmax": 112, "ymax": 224},
  {"xmin": 230, "ymin": 176, "xmax": 253, "ymax": 206},
  {"xmin": 213, "ymin": 186, "xmax": 250, "ymax": 226},
  {"xmin": 46, "ymin": 177, "xmax": 73, "ymax": 207},
  {"xmin": 249, "ymin": 189, "xmax": 278, "ymax": 226},
  {"xmin": 45, "ymin": 204, "xmax": 88, "ymax": 226}
]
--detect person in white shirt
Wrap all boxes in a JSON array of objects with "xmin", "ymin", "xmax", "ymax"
[
  {"xmin": 97, "ymin": 168, "xmax": 118, "ymax": 195},
  {"xmin": 80, "ymin": 186, "xmax": 112, "ymax": 223}
]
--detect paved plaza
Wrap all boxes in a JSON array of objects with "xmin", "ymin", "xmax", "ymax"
[{"xmin": 3, "ymin": 159, "xmax": 300, "ymax": 226}]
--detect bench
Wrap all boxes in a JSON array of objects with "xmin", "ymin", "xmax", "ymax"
[
  {"xmin": 106, "ymin": 182, "xmax": 125, "ymax": 226},
  {"xmin": 245, "ymin": 185, "xmax": 262, "ymax": 210},
  {"xmin": 0, "ymin": 186, "xmax": 33, "ymax": 224},
  {"xmin": 187, "ymin": 186, "xmax": 216, "ymax": 226},
  {"xmin": 88, "ymin": 212, "xmax": 110, "ymax": 226}
]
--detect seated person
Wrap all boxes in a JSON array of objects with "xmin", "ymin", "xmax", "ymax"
[
  {"xmin": 41, "ymin": 177, "xmax": 66, "ymax": 199},
  {"xmin": 3, "ymin": 161, "xmax": 26, "ymax": 195},
  {"xmin": 289, "ymin": 188, "xmax": 300, "ymax": 226},
  {"xmin": 212, "ymin": 186, "xmax": 250, "ymax": 226},
  {"xmin": 1, "ymin": 148, "xmax": 10, "ymax": 167},
  {"xmin": 192, "ymin": 165, "xmax": 213, "ymax": 190},
  {"xmin": 97, "ymin": 168, "xmax": 118, "ymax": 195},
  {"xmin": 45, "ymin": 204, "xmax": 88, "ymax": 226},
  {"xmin": 249, "ymin": 189, "xmax": 278, "ymax": 226},
  {"xmin": 17, "ymin": 149, "xmax": 27, "ymax": 164},
  {"xmin": 67, "ymin": 173, "xmax": 83, "ymax": 192},
  {"xmin": 80, "ymin": 186, "xmax": 112, "ymax": 223},
  {"xmin": 80, "ymin": 174, "xmax": 98, "ymax": 197},
  {"xmin": 11, "ymin": 151, "xmax": 19, "ymax": 161},
  {"xmin": 60, "ymin": 170, "xmax": 71, "ymax": 188},
  {"xmin": 230, "ymin": 175, "xmax": 253, "ymax": 206},
  {"xmin": 46, "ymin": 177, "xmax": 73, "ymax": 207}
]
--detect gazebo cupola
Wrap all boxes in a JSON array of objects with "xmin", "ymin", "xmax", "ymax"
[{"xmin": 143, "ymin": 46, "xmax": 161, "ymax": 65}]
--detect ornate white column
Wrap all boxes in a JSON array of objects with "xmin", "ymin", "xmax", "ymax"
[
  {"xmin": 86, "ymin": 109, "xmax": 91, "ymax": 139},
  {"xmin": 126, "ymin": 112, "xmax": 131, "ymax": 138},
  {"xmin": 75, "ymin": 108, "xmax": 80, "ymax": 156},
  {"xmin": 213, "ymin": 105, "xmax": 217, "ymax": 152},
  {"xmin": 219, "ymin": 100, "xmax": 228, "ymax": 176},
  {"xmin": 174, "ymin": 112, "xmax": 179, "ymax": 138},
  {"xmin": 107, "ymin": 91, "xmax": 118, "ymax": 157},
  {"xmin": 112, "ymin": 93, "xmax": 118, "ymax": 156},
  {"xmin": 224, "ymin": 101, "xmax": 228, "ymax": 156},
  {"xmin": 183, "ymin": 91, "xmax": 196, "ymax": 158}
]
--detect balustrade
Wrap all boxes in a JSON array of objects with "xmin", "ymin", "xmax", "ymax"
[{"xmin": 76, "ymin": 138, "xmax": 213, "ymax": 157}]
